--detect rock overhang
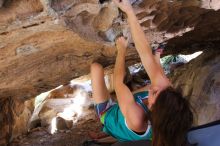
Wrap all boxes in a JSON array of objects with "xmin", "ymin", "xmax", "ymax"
[{"xmin": 0, "ymin": 0, "xmax": 220, "ymax": 99}]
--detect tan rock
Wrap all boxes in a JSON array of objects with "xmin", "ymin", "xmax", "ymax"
[
  {"xmin": 49, "ymin": 116, "xmax": 71, "ymax": 134},
  {"xmin": 93, "ymin": 2, "xmax": 119, "ymax": 32},
  {"xmin": 201, "ymin": 0, "xmax": 220, "ymax": 10},
  {"xmin": 29, "ymin": 84, "xmax": 93, "ymax": 130},
  {"xmin": 171, "ymin": 50, "xmax": 220, "ymax": 125},
  {"xmin": 0, "ymin": 0, "xmax": 43, "ymax": 23},
  {"xmin": 0, "ymin": 0, "xmax": 220, "ymax": 145},
  {"xmin": 0, "ymin": 97, "xmax": 34, "ymax": 145},
  {"xmin": 182, "ymin": 0, "xmax": 201, "ymax": 7}
]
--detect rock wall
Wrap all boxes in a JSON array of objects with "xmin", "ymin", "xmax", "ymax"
[
  {"xmin": 171, "ymin": 50, "xmax": 220, "ymax": 125},
  {"xmin": 0, "ymin": 97, "xmax": 34, "ymax": 145},
  {"xmin": 1, "ymin": 0, "xmax": 220, "ymax": 99}
]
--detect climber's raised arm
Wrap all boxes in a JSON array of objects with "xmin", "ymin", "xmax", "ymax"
[
  {"xmin": 114, "ymin": 37, "xmax": 147, "ymax": 132},
  {"xmin": 113, "ymin": 0, "xmax": 170, "ymax": 88}
]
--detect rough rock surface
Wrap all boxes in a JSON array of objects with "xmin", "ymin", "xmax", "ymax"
[
  {"xmin": 1, "ymin": 0, "xmax": 220, "ymax": 99},
  {"xmin": 10, "ymin": 117, "xmax": 102, "ymax": 146},
  {"xmin": 0, "ymin": 97, "xmax": 34, "ymax": 145},
  {"xmin": 28, "ymin": 84, "xmax": 93, "ymax": 131},
  {"xmin": 171, "ymin": 50, "xmax": 220, "ymax": 125},
  {"xmin": 0, "ymin": 0, "xmax": 220, "ymax": 145},
  {"xmin": 8, "ymin": 50, "xmax": 220, "ymax": 146}
]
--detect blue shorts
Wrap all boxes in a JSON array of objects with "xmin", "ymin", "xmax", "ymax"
[{"xmin": 95, "ymin": 98, "xmax": 116, "ymax": 124}]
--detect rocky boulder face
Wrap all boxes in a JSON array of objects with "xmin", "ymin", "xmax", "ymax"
[
  {"xmin": 171, "ymin": 50, "xmax": 220, "ymax": 125},
  {"xmin": 0, "ymin": 97, "xmax": 34, "ymax": 145},
  {"xmin": 28, "ymin": 84, "xmax": 94, "ymax": 133},
  {"xmin": 1, "ymin": 0, "xmax": 220, "ymax": 98},
  {"xmin": 0, "ymin": 0, "xmax": 220, "ymax": 145}
]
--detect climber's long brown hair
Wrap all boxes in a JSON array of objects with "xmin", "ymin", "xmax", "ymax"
[{"xmin": 151, "ymin": 87, "xmax": 193, "ymax": 146}]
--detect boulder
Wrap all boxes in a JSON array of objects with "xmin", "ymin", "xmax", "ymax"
[
  {"xmin": 0, "ymin": 97, "xmax": 34, "ymax": 145},
  {"xmin": 171, "ymin": 50, "xmax": 220, "ymax": 125},
  {"xmin": 1, "ymin": 0, "xmax": 220, "ymax": 100},
  {"xmin": 28, "ymin": 84, "xmax": 94, "ymax": 133}
]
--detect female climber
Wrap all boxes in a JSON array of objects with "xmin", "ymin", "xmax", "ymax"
[{"xmin": 90, "ymin": 0, "xmax": 193, "ymax": 146}]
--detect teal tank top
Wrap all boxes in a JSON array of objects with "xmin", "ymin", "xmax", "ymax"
[{"xmin": 102, "ymin": 91, "xmax": 152, "ymax": 141}]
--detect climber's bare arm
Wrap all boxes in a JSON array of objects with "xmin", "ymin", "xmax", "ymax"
[
  {"xmin": 127, "ymin": 12, "xmax": 170, "ymax": 87},
  {"xmin": 114, "ymin": 37, "xmax": 147, "ymax": 132},
  {"xmin": 113, "ymin": 0, "xmax": 170, "ymax": 88}
]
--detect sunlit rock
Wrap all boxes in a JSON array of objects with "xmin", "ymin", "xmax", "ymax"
[
  {"xmin": 93, "ymin": 2, "xmax": 119, "ymax": 32},
  {"xmin": 28, "ymin": 85, "xmax": 93, "ymax": 132}
]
